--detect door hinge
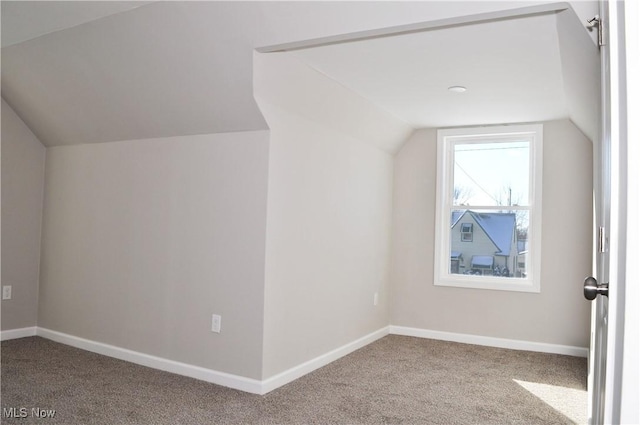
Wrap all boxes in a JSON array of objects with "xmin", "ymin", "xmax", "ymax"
[
  {"xmin": 587, "ymin": 15, "xmax": 606, "ymax": 47},
  {"xmin": 598, "ymin": 226, "xmax": 607, "ymax": 253}
]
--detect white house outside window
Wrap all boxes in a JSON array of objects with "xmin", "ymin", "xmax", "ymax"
[{"xmin": 434, "ymin": 124, "xmax": 543, "ymax": 293}]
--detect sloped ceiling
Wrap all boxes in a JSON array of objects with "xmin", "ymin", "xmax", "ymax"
[
  {"xmin": 0, "ymin": 1, "xmax": 154, "ymax": 48},
  {"xmin": 1, "ymin": 1, "xmax": 598, "ymax": 147}
]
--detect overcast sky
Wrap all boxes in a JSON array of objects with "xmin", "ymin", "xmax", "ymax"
[{"xmin": 453, "ymin": 141, "xmax": 530, "ymax": 207}]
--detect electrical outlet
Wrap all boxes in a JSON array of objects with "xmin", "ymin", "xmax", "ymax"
[
  {"xmin": 373, "ymin": 292, "xmax": 379, "ymax": 306},
  {"xmin": 211, "ymin": 314, "xmax": 221, "ymax": 333},
  {"xmin": 2, "ymin": 286, "xmax": 12, "ymax": 300}
]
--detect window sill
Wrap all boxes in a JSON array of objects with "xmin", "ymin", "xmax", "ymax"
[{"xmin": 435, "ymin": 275, "xmax": 540, "ymax": 293}]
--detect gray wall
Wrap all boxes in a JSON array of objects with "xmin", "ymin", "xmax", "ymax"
[
  {"xmin": 1, "ymin": 99, "xmax": 46, "ymax": 330},
  {"xmin": 390, "ymin": 119, "xmax": 593, "ymax": 348},
  {"xmin": 255, "ymin": 51, "xmax": 400, "ymax": 379},
  {"xmin": 259, "ymin": 103, "xmax": 394, "ymax": 379},
  {"xmin": 38, "ymin": 131, "xmax": 270, "ymax": 379}
]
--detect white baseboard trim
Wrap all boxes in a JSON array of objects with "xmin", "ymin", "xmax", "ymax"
[
  {"xmin": 261, "ymin": 326, "xmax": 390, "ymax": 394},
  {"xmin": 389, "ymin": 325, "xmax": 589, "ymax": 358},
  {"xmin": 0, "ymin": 326, "xmax": 37, "ymax": 341},
  {"xmin": 36, "ymin": 328, "xmax": 264, "ymax": 394},
  {"xmin": 14, "ymin": 325, "xmax": 582, "ymax": 395},
  {"xmin": 34, "ymin": 326, "xmax": 390, "ymax": 395}
]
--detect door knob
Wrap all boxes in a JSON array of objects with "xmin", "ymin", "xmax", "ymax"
[{"xmin": 584, "ymin": 276, "xmax": 609, "ymax": 300}]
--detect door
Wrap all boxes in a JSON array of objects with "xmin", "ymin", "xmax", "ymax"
[{"xmin": 585, "ymin": 1, "xmax": 611, "ymax": 424}]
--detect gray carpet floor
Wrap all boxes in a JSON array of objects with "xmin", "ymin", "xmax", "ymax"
[{"xmin": 1, "ymin": 335, "xmax": 587, "ymax": 424}]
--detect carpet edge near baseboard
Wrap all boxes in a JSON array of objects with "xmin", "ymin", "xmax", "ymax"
[
  {"xmin": 389, "ymin": 325, "xmax": 589, "ymax": 358},
  {"xmin": 0, "ymin": 326, "xmax": 37, "ymax": 341},
  {"xmin": 34, "ymin": 327, "xmax": 264, "ymax": 394},
  {"xmin": 1, "ymin": 325, "xmax": 587, "ymax": 396},
  {"xmin": 261, "ymin": 326, "xmax": 391, "ymax": 394},
  {"xmin": 2, "ymin": 326, "xmax": 392, "ymax": 395}
]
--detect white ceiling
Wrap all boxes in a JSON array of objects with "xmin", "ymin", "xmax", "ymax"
[
  {"xmin": 0, "ymin": 1, "xmax": 154, "ymax": 48},
  {"xmin": 290, "ymin": 13, "xmax": 567, "ymax": 130},
  {"xmin": 0, "ymin": 1, "xmax": 598, "ymax": 147}
]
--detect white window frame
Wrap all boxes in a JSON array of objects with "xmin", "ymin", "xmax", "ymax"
[{"xmin": 434, "ymin": 124, "xmax": 543, "ymax": 293}]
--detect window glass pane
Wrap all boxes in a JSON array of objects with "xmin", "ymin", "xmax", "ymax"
[
  {"xmin": 449, "ymin": 209, "xmax": 529, "ymax": 278},
  {"xmin": 453, "ymin": 141, "xmax": 530, "ymax": 206}
]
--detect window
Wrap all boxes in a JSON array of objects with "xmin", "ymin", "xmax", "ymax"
[
  {"xmin": 434, "ymin": 124, "xmax": 543, "ymax": 292},
  {"xmin": 461, "ymin": 223, "xmax": 473, "ymax": 241}
]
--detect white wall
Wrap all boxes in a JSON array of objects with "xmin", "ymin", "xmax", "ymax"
[
  {"xmin": 390, "ymin": 119, "xmax": 593, "ymax": 348},
  {"xmin": 38, "ymin": 131, "xmax": 269, "ymax": 379},
  {"xmin": 1, "ymin": 99, "xmax": 46, "ymax": 331},
  {"xmin": 255, "ymin": 52, "xmax": 404, "ymax": 379}
]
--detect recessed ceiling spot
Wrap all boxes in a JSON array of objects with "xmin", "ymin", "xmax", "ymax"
[{"xmin": 448, "ymin": 86, "xmax": 467, "ymax": 93}]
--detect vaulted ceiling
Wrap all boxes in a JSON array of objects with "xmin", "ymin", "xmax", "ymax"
[{"xmin": 1, "ymin": 1, "xmax": 598, "ymax": 148}]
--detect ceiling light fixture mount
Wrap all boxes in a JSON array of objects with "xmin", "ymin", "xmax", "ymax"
[{"xmin": 448, "ymin": 86, "xmax": 467, "ymax": 93}]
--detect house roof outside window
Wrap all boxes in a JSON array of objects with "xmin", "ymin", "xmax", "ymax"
[
  {"xmin": 471, "ymin": 255, "xmax": 494, "ymax": 268},
  {"xmin": 452, "ymin": 210, "xmax": 516, "ymax": 256}
]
